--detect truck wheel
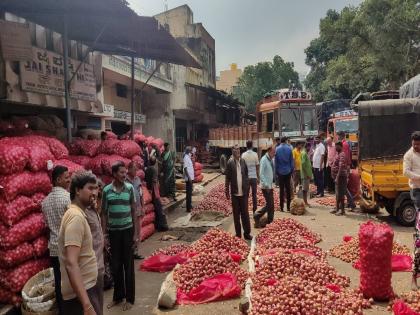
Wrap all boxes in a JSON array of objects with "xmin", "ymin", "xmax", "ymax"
[
  {"xmin": 396, "ymin": 201, "xmax": 416, "ymax": 226},
  {"xmin": 220, "ymin": 154, "xmax": 227, "ymax": 174}
]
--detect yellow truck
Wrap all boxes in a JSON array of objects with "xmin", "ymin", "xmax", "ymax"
[{"xmin": 358, "ymin": 98, "xmax": 420, "ymax": 226}]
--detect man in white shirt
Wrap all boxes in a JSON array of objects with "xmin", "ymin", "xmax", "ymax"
[
  {"xmin": 404, "ymin": 132, "xmax": 420, "ymax": 211},
  {"xmin": 241, "ymin": 140, "xmax": 259, "ymax": 213},
  {"xmin": 313, "ymin": 136, "xmax": 326, "ymax": 197},
  {"xmin": 183, "ymin": 147, "xmax": 195, "ymax": 212}
]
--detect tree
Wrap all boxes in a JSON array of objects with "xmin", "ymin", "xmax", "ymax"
[
  {"xmin": 232, "ymin": 56, "xmax": 300, "ymax": 112},
  {"xmin": 304, "ymin": 0, "xmax": 420, "ymax": 102}
]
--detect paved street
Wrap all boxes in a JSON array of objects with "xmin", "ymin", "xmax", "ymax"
[{"xmin": 103, "ymin": 175, "xmax": 414, "ymax": 315}]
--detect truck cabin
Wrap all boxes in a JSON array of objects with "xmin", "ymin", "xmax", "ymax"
[
  {"xmin": 327, "ymin": 110, "xmax": 358, "ymax": 142},
  {"xmin": 257, "ymin": 89, "xmax": 317, "ymax": 152}
]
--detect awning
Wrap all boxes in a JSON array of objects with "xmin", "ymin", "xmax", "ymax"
[
  {"xmin": 185, "ymin": 83, "xmax": 244, "ymax": 109},
  {"xmin": 0, "ymin": 0, "xmax": 201, "ymax": 68}
]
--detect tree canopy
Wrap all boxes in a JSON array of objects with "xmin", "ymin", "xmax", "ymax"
[
  {"xmin": 304, "ymin": 0, "xmax": 420, "ymax": 102},
  {"xmin": 232, "ymin": 56, "xmax": 301, "ymax": 112}
]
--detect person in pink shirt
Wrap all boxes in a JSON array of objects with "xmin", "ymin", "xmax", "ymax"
[
  {"xmin": 325, "ymin": 137, "xmax": 336, "ymax": 193},
  {"xmin": 338, "ymin": 131, "xmax": 351, "ymax": 166}
]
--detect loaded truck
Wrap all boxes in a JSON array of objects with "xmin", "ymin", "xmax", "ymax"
[{"xmin": 359, "ymin": 98, "xmax": 420, "ymax": 226}]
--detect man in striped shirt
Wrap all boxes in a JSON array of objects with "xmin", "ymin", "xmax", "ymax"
[{"xmin": 102, "ymin": 161, "xmax": 136, "ymax": 311}]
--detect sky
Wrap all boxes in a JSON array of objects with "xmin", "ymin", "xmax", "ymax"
[{"xmin": 128, "ymin": 0, "xmax": 363, "ymax": 75}]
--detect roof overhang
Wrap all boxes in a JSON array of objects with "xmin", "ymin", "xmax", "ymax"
[{"xmin": 0, "ymin": 0, "xmax": 201, "ymax": 68}]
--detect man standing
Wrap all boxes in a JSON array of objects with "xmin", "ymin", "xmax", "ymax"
[
  {"xmin": 58, "ymin": 171, "xmax": 100, "ymax": 315},
  {"xmin": 225, "ymin": 145, "xmax": 252, "ymax": 240},
  {"xmin": 275, "ymin": 137, "xmax": 294, "ymax": 212},
  {"xmin": 300, "ymin": 142, "xmax": 314, "ymax": 207},
  {"xmin": 183, "ymin": 147, "xmax": 194, "ymax": 213},
  {"xmin": 254, "ymin": 146, "xmax": 275, "ymax": 227},
  {"xmin": 126, "ymin": 162, "xmax": 144, "ymax": 259},
  {"xmin": 338, "ymin": 131, "xmax": 351, "ymax": 166},
  {"xmin": 325, "ymin": 137, "xmax": 336, "ymax": 193},
  {"xmin": 292, "ymin": 143, "xmax": 303, "ymax": 192},
  {"xmin": 331, "ymin": 142, "xmax": 349, "ymax": 216},
  {"xmin": 41, "ymin": 165, "xmax": 71, "ymax": 315},
  {"xmin": 162, "ymin": 143, "xmax": 177, "ymax": 202},
  {"xmin": 102, "ymin": 162, "xmax": 136, "ymax": 311},
  {"xmin": 313, "ymin": 136, "xmax": 326, "ymax": 197},
  {"xmin": 145, "ymin": 156, "xmax": 169, "ymax": 231},
  {"xmin": 404, "ymin": 131, "xmax": 420, "ymax": 289},
  {"xmin": 241, "ymin": 140, "xmax": 259, "ymax": 213}
]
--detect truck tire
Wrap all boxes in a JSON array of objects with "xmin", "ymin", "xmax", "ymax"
[
  {"xmin": 220, "ymin": 154, "xmax": 227, "ymax": 174},
  {"xmin": 396, "ymin": 200, "xmax": 416, "ymax": 226}
]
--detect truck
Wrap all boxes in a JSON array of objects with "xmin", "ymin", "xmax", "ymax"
[
  {"xmin": 358, "ymin": 98, "xmax": 420, "ymax": 226},
  {"xmin": 256, "ymin": 88, "xmax": 317, "ymax": 155},
  {"xmin": 316, "ymin": 99, "xmax": 352, "ymax": 135},
  {"xmin": 326, "ymin": 110, "xmax": 359, "ymax": 166}
]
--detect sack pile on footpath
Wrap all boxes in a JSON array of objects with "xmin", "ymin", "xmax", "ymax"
[{"xmin": 193, "ymin": 162, "xmax": 203, "ymax": 183}]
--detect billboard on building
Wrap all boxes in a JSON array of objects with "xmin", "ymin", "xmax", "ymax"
[
  {"xmin": 0, "ymin": 20, "xmax": 32, "ymax": 61},
  {"xmin": 20, "ymin": 47, "xmax": 97, "ymax": 101}
]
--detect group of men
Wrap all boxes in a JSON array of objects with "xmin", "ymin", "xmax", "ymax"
[{"xmin": 41, "ymin": 137, "xmax": 177, "ymax": 315}]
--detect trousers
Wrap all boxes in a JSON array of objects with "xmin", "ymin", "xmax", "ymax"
[
  {"xmin": 51, "ymin": 256, "xmax": 63, "ymax": 315},
  {"xmin": 248, "ymin": 178, "xmax": 258, "ymax": 212},
  {"xmin": 254, "ymin": 189, "xmax": 274, "ymax": 224},
  {"xmin": 278, "ymin": 173, "xmax": 292, "ymax": 211},
  {"xmin": 231, "ymin": 195, "xmax": 251, "ymax": 238}
]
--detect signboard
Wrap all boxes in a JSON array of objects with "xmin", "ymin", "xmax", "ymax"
[
  {"xmin": 282, "ymin": 131, "xmax": 301, "ymax": 137},
  {"xmin": 279, "ymin": 89, "xmax": 311, "ymax": 100},
  {"xmin": 303, "ymin": 130, "xmax": 319, "ymax": 136},
  {"xmin": 20, "ymin": 47, "xmax": 97, "ymax": 101},
  {"xmin": 0, "ymin": 20, "xmax": 32, "ymax": 61},
  {"xmin": 113, "ymin": 109, "xmax": 146, "ymax": 124},
  {"xmin": 95, "ymin": 104, "xmax": 114, "ymax": 117}
]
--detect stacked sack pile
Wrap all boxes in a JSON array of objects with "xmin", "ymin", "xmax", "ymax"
[
  {"xmin": 193, "ymin": 162, "xmax": 204, "ymax": 183},
  {"xmin": 140, "ymin": 187, "xmax": 156, "ymax": 241},
  {"xmin": 0, "ymin": 134, "xmax": 82, "ymax": 306}
]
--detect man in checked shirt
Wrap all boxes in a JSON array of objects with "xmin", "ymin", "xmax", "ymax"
[{"xmin": 41, "ymin": 165, "xmax": 71, "ymax": 314}]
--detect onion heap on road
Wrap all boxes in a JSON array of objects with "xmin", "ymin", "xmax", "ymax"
[{"xmin": 249, "ymin": 218, "xmax": 372, "ymax": 315}]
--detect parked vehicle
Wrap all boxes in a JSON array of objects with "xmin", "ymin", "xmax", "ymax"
[
  {"xmin": 359, "ymin": 98, "xmax": 420, "ymax": 226},
  {"xmin": 316, "ymin": 99, "xmax": 351, "ymax": 135}
]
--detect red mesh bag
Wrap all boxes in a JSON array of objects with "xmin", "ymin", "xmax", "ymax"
[
  {"xmin": 32, "ymin": 235, "xmax": 48, "ymax": 257},
  {"xmin": 359, "ymin": 221, "xmax": 394, "ymax": 301},
  {"xmin": 79, "ymin": 140, "xmax": 100, "ymax": 157},
  {"xmin": 112, "ymin": 140, "xmax": 141, "ymax": 158},
  {"xmin": 67, "ymin": 155, "xmax": 91, "ymax": 168},
  {"xmin": 136, "ymin": 169, "xmax": 145, "ymax": 181},
  {"xmin": 0, "ymin": 195, "xmax": 41, "ymax": 226},
  {"xmin": 142, "ymin": 188, "xmax": 152, "ymax": 205},
  {"xmin": 0, "ymin": 138, "xmax": 29, "ymax": 175},
  {"xmin": 194, "ymin": 174, "xmax": 204, "ymax": 183},
  {"xmin": 45, "ymin": 137, "xmax": 69, "ymax": 160},
  {"xmin": 54, "ymin": 159, "xmax": 84, "ymax": 174},
  {"xmin": 87, "ymin": 154, "xmax": 107, "ymax": 175},
  {"xmin": 101, "ymin": 155, "xmax": 130, "ymax": 175},
  {"xmin": 141, "ymin": 212, "xmax": 155, "ymax": 227},
  {"xmin": 0, "ymin": 213, "xmax": 47, "ymax": 248},
  {"xmin": 194, "ymin": 162, "xmax": 203, "ymax": 170},
  {"xmin": 98, "ymin": 139, "xmax": 119, "ymax": 155},
  {"xmin": 0, "ymin": 242, "xmax": 34, "ymax": 268},
  {"xmin": 105, "ymin": 131, "xmax": 118, "ymax": 139},
  {"xmin": 0, "ymin": 171, "xmax": 52, "ymax": 201},
  {"xmin": 140, "ymin": 223, "xmax": 155, "ymax": 241},
  {"xmin": 143, "ymin": 203, "xmax": 154, "ymax": 214},
  {"xmin": 0, "ymin": 285, "xmax": 22, "ymax": 306},
  {"xmin": 132, "ymin": 155, "xmax": 144, "ymax": 169}
]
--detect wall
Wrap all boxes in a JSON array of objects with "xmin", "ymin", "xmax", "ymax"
[{"xmin": 216, "ymin": 66, "xmax": 243, "ymax": 93}]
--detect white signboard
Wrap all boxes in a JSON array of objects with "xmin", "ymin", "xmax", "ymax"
[
  {"xmin": 282, "ymin": 131, "xmax": 301, "ymax": 137},
  {"xmin": 0, "ymin": 20, "xmax": 32, "ymax": 61},
  {"xmin": 303, "ymin": 130, "xmax": 319, "ymax": 136},
  {"xmin": 20, "ymin": 47, "xmax": 97, "ymax": 101},
  {"xmin": 113, "ymin": 110, "xmax": 146, "ymax": 124}
]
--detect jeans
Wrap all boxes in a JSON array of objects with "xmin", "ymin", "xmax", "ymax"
[
  {"xmin": 411, "ymin": 189, "xmax": 420, "ymax": 211},
  {"xmin": 109, "ymin": 228, "xmax": 135, "ymax": 304},
  {"xmin": 62, "ymin": 284, "xmax": 102, "ymax": 315},
  {"xmin": 254, "ymin": 189, "xmax": 274, "ymax": 224},
  {"xmin": 314, "ymin": 168, "xmax": 324, "ymax": 196},
  {"xmin": 186, "ymin": 180, "xmax": 193, "ymax": 212},
  {"xmin": 325, "ymin": 166, "xmax": 335, "ymax": 192},
  {"xmin": 278, "ymin": 173, "xmax": 292, "ymax": 211},
  {"xmin": 248, "ymin": 178, "xmax": 258, "ymax": 212},
  {"xmin": 346, "ymin": 189, "xmax": 356, "ymax": 208},
  {"xmin": 231, "ymin": 195, "xmax": 251, "ymax": 238},
  {"xmin": 50, "ymin": 256, "xmax": 63, "ymax": 315}
]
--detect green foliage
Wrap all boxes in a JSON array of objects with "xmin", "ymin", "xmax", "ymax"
[
  {"xmin": 304, "ymin": 0, "xmax": 420, "ymax": 102},
  {"xmin": 232, "ymin": 56, "xmax": 301, "ymax": 112}
]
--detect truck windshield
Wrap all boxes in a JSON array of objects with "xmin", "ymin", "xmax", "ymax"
[
  {"xmin": 280, "ymin": 108, "xmax": 300, "ymax": 134},
  {"xmin": 302, "ymin": 108, "xmax": 317, "ymax": 131},
  {"xmin": 336, "ymin": 119, "xmax": 358, "ymax": 133}
]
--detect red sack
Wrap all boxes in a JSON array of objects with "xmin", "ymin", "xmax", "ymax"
[
  {"xmin": 67, "ymin": 155, "xmax": 91, "ymax": 168},
  {"xmin": 325, "ymin": 283, "xmax": 341, "ymax": 293},
  {"xmin": 55, "ymin": 159, "xmax": 84, "ymax": 175},
  {"xmin": 343, "ymin": 235, "xmax": 353, "ymax": 242},
  {"xmin": 133, "ymin": 133, "xmax": 147, "ymax": 144},
  {"xmin": 132, "ymin": 155, "xmax": 144, "ymax": 169},
  {"xmin": 194, "ymin": 162, "xmax": 203, "ymax": 170},
  {"xmin": 87, "ymin": 154, "xmax": 106, "ymax": 175},
  {"xmin": 354, "ymin": 254, "xmax": 412, "ymax": 272},
  {"xmin": 66, "ymin": 139, "xmax": 82, "ymax": 155},
  {"xmin": 101, "ymin": 155, "xmax": 130, "ymax": 175},
  {"xmin": 143, "ymin": 188, "xmax": 152, "ymax": 205},
  {"xmin": 347, "ymin": 169, "xmax": 361, "ymax": 198},
  {"xmin": 141, "ymin": 212, "xmax": 155, "ymax": 227},
  {"xmin": 27, "ymin": 146, "xmax": 54, "ymax": 172},
  {"xmin": 140, "ymin": 252, "xmax": 194, "ymax": 272},
  {"xmin": 112, "ymin": 140, "xmax": 140, "ymax": 158},
  {"xmin": 0, "ymin": 213, "xmax": 47, "ymax": 248},
  {"xmin": 140, "ymin": 223, "xmax": 155, "ymax": 241},
  {"xmin": 194, "ymin": 174, "xmax": 204, "ymax": 183},
  {"xmin": 98, "ymin": 139, "xmax": 119, "ymax": 155},
  {"xmin": 0, "ymin": 138, "xmax": 29, "ymax": 175},
  {"xmin": 45, "ymin": 137, "xmax": 69, "ymax": 160},
  {"xmin": 194, "ymin": 169, "xmax": 202, "ymax": 177},
  {"xmin": 136, "ymin": 169, "xmax": 145, "ymax": 181},
  {"xmin": 359, "ymin": 221, "xmax": 394, "ymax": 300},
  {"xmin": 0, "ymin": 194, "xmax": 42, "ymax": 226},
  {"xmin": 79, "ymin": 140, "xmax": 100, "ymax": 157},
  {"xmin": 143, "ymin": 203, "xmax": 154, "ymax": 214},
  {"xmin": 0, "ymin": 171, "xmax": 52, "ymax": 201},
  {"xmin": 32, "ymin": 235, "xmax": 48, "ymax": 257},
  {"xmin": 0, "ymin": 242, "xmax": 34, "ymax": 268},
  {"xmin": 176, "ymin": 273, "xmax": 241, "ymax": 305},
  {"xmin": 105, "ymin": 131, "xmax": 118, "ymax": 139},
  {"xmin": 0, "ymin": 285, "xmax": 22, "ymax": 307},
  {"xmin": 393, "ymin": 300, "xmax": 420, "ymax": 315}
]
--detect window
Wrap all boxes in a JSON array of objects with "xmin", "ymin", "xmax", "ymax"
[
  {"xmin": 302, "ymin": 108, "xmax": 317, "ymax": 131},
  {"xmin": 280, "ymin": 108, "xmax": 300, "ymax": 133},
  {"xmin": 335, "ymin": 119, "xmax": 358, "ymax": 133},
  {"xmin": 116, "ymin": 84, "xmax": 128, "ymax": 98},
  {"xmin": 266, "ymin": 112, "xmax": 273, "ymax": 132},
  {"xmin": 274, "ymin": 109, "xmax": 279, "ymax": 131}
]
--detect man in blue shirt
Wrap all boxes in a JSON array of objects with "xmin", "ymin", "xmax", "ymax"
[{"xmin": 275, "ymin": 137, "xmax": 294, "ymax": 212}]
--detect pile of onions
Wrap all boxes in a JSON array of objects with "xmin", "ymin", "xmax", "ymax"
[
  {"xmin": 192, "ymin": 183, "xmax": 232, "ymax": 216},
  {"xmin": 257, "ymin": 218, "xmax": 322, "ymax": 244},
  {"xmin": 173, "ymin": 251, "xmax": 248, "ymax": 294},
  {"xmin": 313, "ymin": 196, "xmax": 337, "ymax": 207},
  {"xmin": 329, "ymin": 236, "xmax": 410, "ymax": 263},
  {"xmin": 190, "ymin": 228, "xmax": 250, "ymax": 260},
  {"xmin": 247, "ymin": 187, "xmax": 281, "ymax": 210},
  {"xmin": 253, "ymin": 251, "xmax": 350, "ymax": 288},
  {"xmin": 151, "ymin": 243, "xmax": 191, "ymax": 257},
  {"xmin": 250, "ymin": 276, "xmax": 371, "ymax": 315}
]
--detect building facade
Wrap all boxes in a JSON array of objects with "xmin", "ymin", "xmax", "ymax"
[{"xmin": 216, "ymin": 63, "xmax": 243, "ymax": 94}]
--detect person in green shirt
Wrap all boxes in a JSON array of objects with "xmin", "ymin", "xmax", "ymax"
[{"xmin": 300, "ymin": 141, "xmax": 314, "ymax": 207}]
